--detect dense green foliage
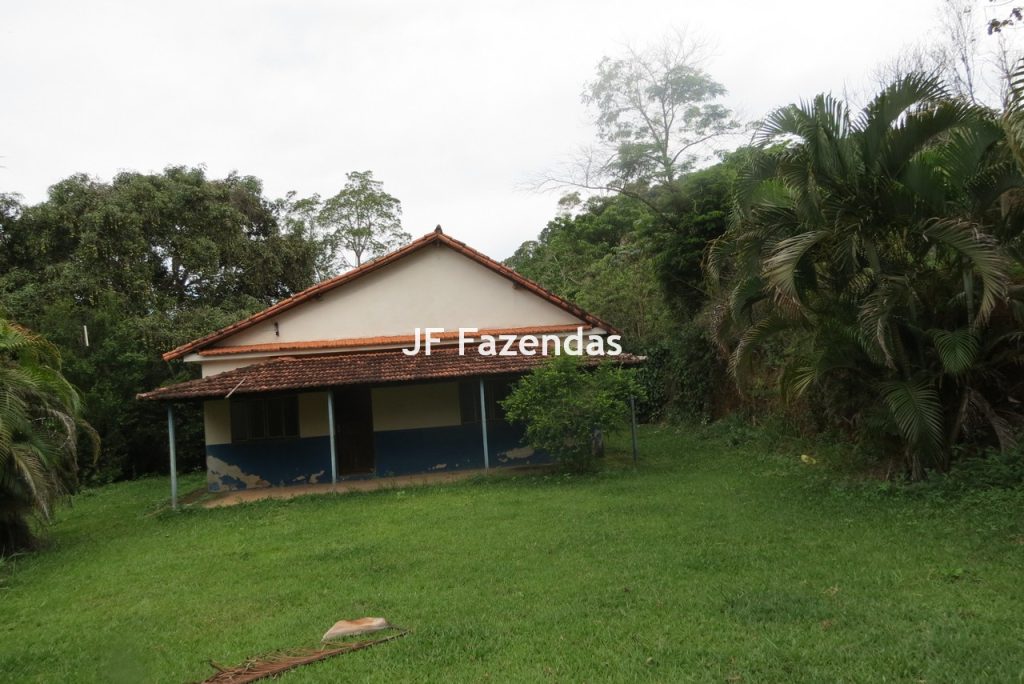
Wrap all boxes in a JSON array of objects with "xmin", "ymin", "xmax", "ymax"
[
  {"xmin": 501, "ymin": 355, "xmax": 640, "ymax": 471},
  {"xmin": 508, "ymin": 165, "xmax": 735, "ymax": 422},
  {"xmin": 511, "ymin": 60, "xmax": 1024, "ymax": 478},
  {"xmin": 0, "ymin": 167, "xmax": 321, "ymax": 481},
  {"xmin": 0, "ymin": 320, "xmax": 95, "ymax": 553},
  {"xmin": 507, "ymin": 193, "xmax": 670, "ymax": 347},
  {"xmin": 709, "ymin": 74, "xmax": 1024, "ymax": 478},
  {"xmin": 2, "ymin": 425, "xmax": 1022, "ymax": 682}
]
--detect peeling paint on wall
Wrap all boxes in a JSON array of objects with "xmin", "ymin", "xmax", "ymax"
[
  {"xmin": 205, "ymin": 436, "xmax": 332, "ymax": 491},
  {"xmin": 497, "ymin": 446, "xmax": 535, "ymax": 463},
  {"xmin": 207, "ymin": 455, "xmax": 271, "ymax": 491},
  {"xmin": 203, "ymin": 418, "xmax": 549, "ymax": 492}
]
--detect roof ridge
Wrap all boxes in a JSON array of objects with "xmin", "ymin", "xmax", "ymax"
[{"xmin": 161, "ymin": 230, "xmax": 619, "ymax": 361}]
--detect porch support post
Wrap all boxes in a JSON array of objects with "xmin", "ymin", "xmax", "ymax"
[
  {"xmin": 629, "ymin": 395, "xmax": 639, "ymax": 466},
  {"xmin": 479, "ymin": 379, "xmax": 490, "ymax": 469},
  {"xmin": 327, "ymin": 389, "xmax": 338, "ymax": 484},
  {"xmin": 166, "ymin": 404, "xmax": 178, "ymax": 510}
]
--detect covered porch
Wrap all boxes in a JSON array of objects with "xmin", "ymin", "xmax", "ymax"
[
  {"xmin": 197, "ymin": 376, "xmax": 539, "ymax": 492},
  {"xmin": 139, "ymin": 346, "xmax": 643, "ymax": 508}
]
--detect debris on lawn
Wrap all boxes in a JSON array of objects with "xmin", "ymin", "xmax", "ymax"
[
  {"xmin": 197, "ymin": 618, "xmax": 406, "ymax": 684},
  {"xmin": 322, "ymin": 616, "xmax": 390, "ymax": 641}
]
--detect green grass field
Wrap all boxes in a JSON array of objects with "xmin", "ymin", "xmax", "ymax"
[{"xmin": 2, "ymin": 424, "xmax": 1023, "ymax": 683}]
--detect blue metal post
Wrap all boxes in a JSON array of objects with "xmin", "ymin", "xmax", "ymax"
[
  {"xmin": 479, "ymin": 379, "xmax": 489, "ymax": 469},
  {"xmin": 166, "ymin": 404, "xmax": 178, "ymax": 510},
  {"xmin": 327, "ymin": 390, "xmax": 338, "ymax": 484}
]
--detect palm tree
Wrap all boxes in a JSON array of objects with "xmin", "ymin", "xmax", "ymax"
[
  {"xmin": 0, "ymin": 319, "xmax": 96, "ymax": 553},
  {"xmin": 708, "ymin": 73, "xmax": 1024, "ymax": 479}
]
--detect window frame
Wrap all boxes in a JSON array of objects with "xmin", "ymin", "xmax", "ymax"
[{"xmin": 229, "ymin": 394, "xmax": 301, "ymax": 443}]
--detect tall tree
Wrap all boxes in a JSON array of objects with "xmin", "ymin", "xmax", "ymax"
[
  {"xmin": 0, "ymin": 319, "xmax": 96, "ymax": 554},
  {"xmin": 318, "ymin": 171, "xmax": 408, "ymax": 270},
  {"xmin": 709, "ymin": 74, "xmax": 1024, "ymax": 478},
  {"xmin": 580, "ymin": 32, "xmax": 739, "ymax": 188},
  {"xmin": 273, "ymin": 191, "xmax": 334, "ymax": 281}
]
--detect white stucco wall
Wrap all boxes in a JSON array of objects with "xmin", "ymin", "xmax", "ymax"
[
  {"xmin": 204, "ymin": 400, "xmax": 231, "ymax": 445},
  {"xmin": 371, "ymin": 382, "xmax": 461, "ymax": 432},
  {"xmin": 201, "ymin": 358, "xmax": 252, "ymax": 378},
  {"xmin": 211, "ymin": 244, "xmax": 583, "ymax": 349},
  {"xmin": 299, "ymin": 392, "xmax": 330, "ymax": 438}
]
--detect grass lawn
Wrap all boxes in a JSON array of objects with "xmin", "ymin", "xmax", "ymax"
[{"xmin": 2, "ymin": 423, "xmax": 1023, "ymax": 683}]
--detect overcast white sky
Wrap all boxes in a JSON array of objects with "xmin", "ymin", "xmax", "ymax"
[{"xmin": 0, "ymin": 0, "xmax": 1002, "ymax": 259}]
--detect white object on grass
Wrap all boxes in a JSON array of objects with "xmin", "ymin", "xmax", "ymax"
[{"xmin": 322, "ymin": 617, "xmax": 390, "ymax": 642}]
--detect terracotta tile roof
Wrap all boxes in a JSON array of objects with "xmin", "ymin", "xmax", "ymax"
[
  {"xmin": 138, "ymin": 346, "xmax": 645, "ymax": 401},
  {"xmin": 198, "ymin": 324, "xmax": 591, "ymax": 357},
  {"xmin": 162, "ymin": 228, "xmax": 619, "ymax": 361}
]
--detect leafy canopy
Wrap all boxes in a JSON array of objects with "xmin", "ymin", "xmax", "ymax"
[
  {"xmin": 0, "ymin": 167, "xmax": 321, "ymax": 480},
  {"xmin": 319, "ymin": 170, "xmax": 409, "ymax": 269}
]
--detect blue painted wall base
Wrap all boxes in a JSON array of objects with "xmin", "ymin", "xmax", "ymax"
[
  {"xmin": 206, "ymin": 421, "xmax": 549, "ymax": 491},
  {"xmin": 206, "ymin": 437, "xmax": 331, "ymax": 491},
  {"xmin": 373, "ymin": 421, "xmax": 550, "ymax": 476}
]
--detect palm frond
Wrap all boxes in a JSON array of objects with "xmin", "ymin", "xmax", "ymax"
[
  {"xmin": 729, "ymin": 314, "xmax": 802, "ymax": 383},
  {"xmin": 857, "ymin": 277, "xmax": 911, "ymax": 369},
  {"xmin": 0, "ymin": 318, "xmax": 93, "ymax": 551},
  {"xmin": 762, "ymin": 230, "xmax": 829, "ymax": 305},
  {"xmin": 857, "ymin": 73, "xmax": 949, "ymax": 170},
  {"xmin": 968, "ymin": 389, "xmax": 1018, "ymax": 452},
  {"xmin": 931, "ymin": 328, "xmax": 980, "ymax": 375},
  {"xmin": 881, "ymin": 378, "xmax": 944, "ymax": 451},
  {"xmin": 1001, "ymin": 58, "xmax": 1024, "ymax": 170},
  {"xmin": 878, "ymin": 100, "xmax": 974, "ymax": 178},
  {"xmin": 923, "ymin": 218, "xmax": 1010, "ymax": 325}
]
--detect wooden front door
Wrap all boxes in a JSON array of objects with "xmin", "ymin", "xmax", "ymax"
[{"xmin": 334, "ymin": 387, "xmax": 375, "ymax": 475}]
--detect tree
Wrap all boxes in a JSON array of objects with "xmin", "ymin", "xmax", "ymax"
[
  {"xmin": 581, "ymin": 32, "xmax": 739, "ymax": 187},
  {"xmin": 318, "ymin": 171, "xmax": 409, "ymax": 270},
  {"xmin": 0, "ymin": 167, "xmax": 321, "ymax": 481},
  {"xmin": 708, "ymin": 74, "xmax": 1024, "ymax": 479},
  {"xmin": 507, "ymin": 193, "xmax": 650, "ymax": 303},
  {"xmin": 507, "ymin": 177, "xmax": 734, "ymax": 422},
  {"xmin": 642, "ymin": 162, "xmax": 736, "ymax": 318},
  {"xmin": 273, "ymin": 191, "xmax": 334, "ymax": 281},
  {"xmin": 0, "ymin": 319, "xmax": 97, "ymax": 554},
  {"xmin": 502, "ymin": 355, "xmax": 640, "ymax": 472}
]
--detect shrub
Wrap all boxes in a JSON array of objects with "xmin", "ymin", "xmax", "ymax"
[{"xmin": 502, "ymin": 355, "xmax": 641, "ymax": 472}]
